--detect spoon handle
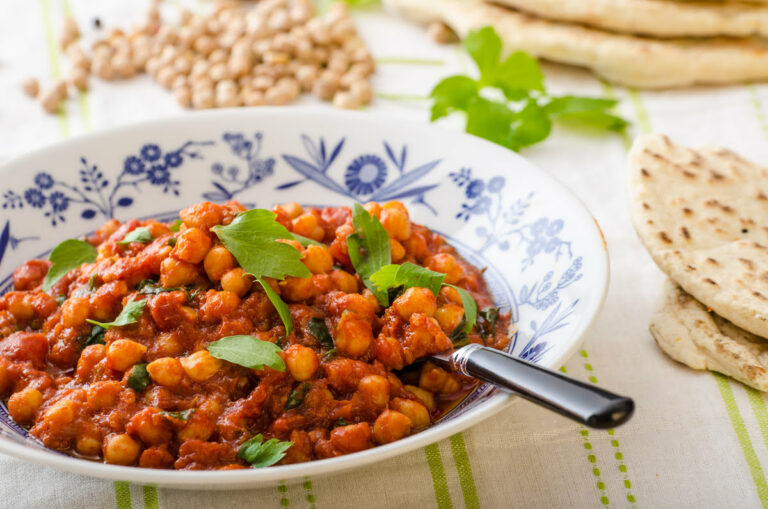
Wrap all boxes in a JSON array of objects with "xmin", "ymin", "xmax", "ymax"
[{"xmin": 444, "ymin": 344, "xmax": 634, "ymax": 429}]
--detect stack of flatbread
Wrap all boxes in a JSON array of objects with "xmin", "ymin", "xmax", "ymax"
[
  {"xmin": 383, "ymin": 0, "xmax": 768, "ymax": 88},
  {"xmin": 628, "ymin": 133, "xmax": 768, "ymax": 390}
]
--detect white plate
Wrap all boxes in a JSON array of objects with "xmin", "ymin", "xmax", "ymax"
[{"xmin": 0, "ymin": 108, "xmax": 608, "ymax": 488}]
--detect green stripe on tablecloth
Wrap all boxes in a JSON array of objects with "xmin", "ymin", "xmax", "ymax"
[
  {"xmin": 578, "ymin": 350, "xmax": 638, "ymax": 506},
  {"xmin": 750, "ymin": 85, "xmax": 768, "ymax": 139},
  {"xmin": 278, "ymin": 480, "xmax": 290, "ymax": 507},
  {"xmin": 375, "ymin": 92, "xmax": 429, "ymax": 102},
  {"xmin": 40, "ymin": 0, "xmax": 68, "ymax": 136},
  {"xmin": 142, "ymin": 485, "xmax": 159, "ymax": 509},
  {"xmin": 449, "ymin": 433, "xmax": 480, "ymax": 509},
  {"xmin": 114, "ymin": 481, "xmax": 132, "ymax": 509},
  {"xmin": 561, "ymin": 366, "xmax": 609, "ymax": 506},
  {"xmin": 425, "ymin": 443, "xmax": 453, "ymax": 509},
  {"xmin": 745, "ymin": 388, "xmax": 768, "ymax": 453},
  {"xmin": 61, "ymin": 0, "xmax": 93, "ymax": 132},
  {"xmin": 303, "ymin": 478, "xmax": 317, "ymax": 509},
  {"xmin": 627, "ymin": 89, "xmax": 651, "ymax": 136},
  {"xmin": 714, "ymin": 374, "xmax": 768, "ymax": 507}
]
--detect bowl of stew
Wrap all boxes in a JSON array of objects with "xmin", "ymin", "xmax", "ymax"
[{"xmin": 0, "ymin": 108, "xmax": 608, "ymax": 488}]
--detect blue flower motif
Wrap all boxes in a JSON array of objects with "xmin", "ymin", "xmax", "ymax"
[
  {"xmin": 531, "ymin": 218, "xmax": 549, "ymax": 236},
  {"xmin": 471, "ymin": 195, "xmax": 491, "ymax": 215},
  {"xmin": 147, "ymin": 164, "xmax": 170, "ymax": 185},
  {"xmin": 466, "ymin": 179, "xmax": 485, "ymax": 199},
  {"xmin": 345, "ymin": 155, "xmax": 387, "ymax": 195},
  {"xmin": 487, "ymin": 176, "xmax": 505, "ymax": 193},
  {"xmin": 546, "ymin": 219, "xmax": 564, "ymax": 236},
  {"xmin": 34, "ymin": 172, "xmax": 54, "ymax": 190},
  {"xmin": 211, "ymin": 163, "xmax": 224, "ymax": 175},
  {"xmin": 123, "ymin": 156, "xmax": 145, "ymax": 175},
  {"xmin": 249, "ymin": 158, "xmax": 275, "ymax": 182},
  {"xmin": 24, "ymin": 188, "xmax": 45, "ymax": 208},
  {"xmin": 140, "ymin": 144, "xmax": 162, "ymax": 162},
  {"xmin": 49, "ymin": 191, "xmax": 69, "ymax": 212},
  {"xmin": 223, "ymin": 133, "xmax": 252, "ymax": 158},
  {"xmin": 164, "ymin": 152, "xmax": 182, "ymax": 168}
]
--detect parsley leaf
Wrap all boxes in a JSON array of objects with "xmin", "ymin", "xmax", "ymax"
[
  {"xmin": 207, "ymin": 335, "xmax": 285, "ymax": 371},
  {"xmin": 308, "ymin": 317, "xmax": 334, "ymax": 349},
  {"xmin": 285, "ymin": 382, "xmax": 311, "ymax": 410},
  {"xmin": 43, "ymin": 239, "xmax": 98, "ymax": 291},
  {"xmin": 159, "ymin": 409, "xmax": 194, "ymax": 421},
  {"xmin": 347, "ymin": 203, "xmax": 391, "ymax": 305},
  {"xmin": 86, "ymin": 299, "xmax": 146, "ymax": 329},
  {"xmin": 169, "ymin": 219, "xmax": 183, "ymax": 232},
  {"xmin": 82, "ymin": 325, "xmax": 106, "ymax": 346},
  {"xmin": 127, "ymin": 363, "xmax": 150, "ymax": 392},
  {"xmin": 477, "ymin": 307, "xmax": 501, "ymax": 338},
  {"xmin": 213, "ymin": 209, "xmax": 310, "ymax": 335},
  {"xmin": 449, "ymin": 316, "xmax": 469, "ymax": 347},
  {"xmin": 429, "ymin": 26, "xmax": 627, "ymax": 151},
  {"xmin": 237, "ymin": 434, "xmax": 293, "ymax": 468},
  {"xmin": 117, "ymin": 227, "xmax": 153, "ymax": 245},
  {"xmin": 370, "ymin": 263, "xmax": 445, "ymax": 304},
  {"xmin": 292, "ymin": 232, "xmax": 324, "ymax": 247}
]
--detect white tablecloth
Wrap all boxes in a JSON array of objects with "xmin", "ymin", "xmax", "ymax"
[{"xmin": 4, "ymin": 1, "xmax": 768, "ymax": 508}]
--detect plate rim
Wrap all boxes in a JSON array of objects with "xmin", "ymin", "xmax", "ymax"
[{"xmin": 0, "ymin": 107, "xmax": 610, "ymax": 487}]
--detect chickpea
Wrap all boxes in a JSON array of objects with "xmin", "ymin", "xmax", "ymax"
[
  {"xmin": 333, "ymin": 91, "xmax": 360, "ymax": 110},
  {"xmin": 103, "ymin": 433, "xmax": 140, "ymax": 465},
  {"xmin": 76, "ymin": 432, "xmax": 103, "ymax": 457},
  {"xmin": 61, "ymin": 297, "xmax": 90, "ymax": 327},
  {"xmin": 404, "ymin": 385, "xmax": 436, "ymax": 411},
  {"xmin": 93, "ymin": 56, "xmax": 115, "ymax": 81},
  {"xmin": 174, "ymin": 227, "xmax": 212, "ymax": 264},
  {"xmin": 439, "ymin": 285, "xmax": 463, "ymax": 306},
  {"xmin": 330, "ymin": 269, "xmax": 358, "ymax": 293},
  {"xmin": 390, "ymin": 397, "xmax": 430, "ymax": 429},
  {"xmin": 221, "ymin": 268, "xmax": 253, "ymax": 297},
  {"xmin": 59, "ymin": 16, "xmax": 80, "ymax": 49},
  {"xmin": 419, "ymin": 362, "xmax": 461, "ymax": 394},
  {"xmin": 106, "ymin": 339, "xmax": 147, "ymax": 372},
  {"xmin": 174, "ymin": 85, "xmax": 192, "ymax": 108},
  {"xmin": 43, "ymin": 398, "xmax": 76, "ymax": 427},
  {"xmin": 39, "ymin": 81, "xmax": 66, "ymax": 114},
  {"xmin": 295, "ymin": 64, "xmax": 317, "ymax": 91},
  {"xmin": 147, "ymin": 357, "xmax": 185, "ymax": 386},
  {"xmin": 291, "ymin": 213, "xmax": 324, "ymax": 241},
  {"xmin": 373, "ymin": 409, "xmax": 411, "ymax": 444},
  {"xmin": 380, "ymin": 202, "xmax": 411, "ymax": 241},
  {"xmin": 403, "ymin": 233, "xmax": 430, "ymax": 262},
  {"xmin": 279, "ymin": 202, "xmax": 303, "ymax": 219},
  {"xmin": 127, "ymin": 408, "xmax": 172, "ymax": 445},
  {"xmin": 350, "ymin": 80, "xmax": 373, "ymax": 105},
  {"xmin": 68, "ymin": 66, "xmax": 89, "ymax": 91},
  {"xmin": 8, "ymin": 387, "xmax": 43, "ymax": 423},
  {"xmin": 252, "ymin": 75, "xmax": 275, "ymax": 92},
  {"xmin": 181, "ymin": 350, "xmax": 222, "ymax": 382},
  {"xmin": 393, "ymin": 287, "xmax": 437, "ymax": 320},
  {"xmin": 330, "ymin": 422, "xmax": 372, "ymax": 454},
  {"xmin": 203, "ymin": 246, "xmax": 236, "ymax": 281},
  {"xmin": 427, "ymin": 253, "xmax": 464, "ymax": 285},
  {"xmin": 160, "ymin": 257, "xmax": 198, "ymax": 288},
  {"xmin": 0, "ymin": 357, "xmax": 13, "ymax": 396},
  {"xmin": 22, "ymin": 77, "xmax": 39, "ymax": 98},
  {"xmin": 280, "ymin": 276, "xmax": 315, "ymax": 302},
  {"xmin": 243, "ymin": 88, "xmax": 266, "ymax": 106},
  {"xmin": 435, "ymin": 304, "xmax": 464, "ymax": 333},
  {"xmin": 76, "ymin": 344, "xmax": 106, "ymax": 381},
  {"xmin": 86, "ymin": 380, "xmax": 122, "ymax": 411},
  {"xmin": 357, "ymin": 374, "xmax": 390, "ymax": 409},
  {"xmin": 335, "ymin": 311, "xmax": 373, "ymax": 358},
  {"xmin": 192, "ymin": 86, "xmax": 215, "ymax": 109},
  {"xmin": 284, "ymin": 344, "xmax": 319, "ymax": 381},
  {"xmin": 312, "ymin": 72, "xmax": 339, "ymax": 101},
  {"xmin": 216, "ymin": 79, "xmax": 241, "ymax": 108},
  {"xmin": 302, "ymin": 244, "xmax": 334, "ymax": 274},
  {"xmin": 390, "ymin": 239, "xmax": 405, "ymax": 263},
  {"xmin": 7, "ymin": 293, "xmax": 35, "ymax": 320}
]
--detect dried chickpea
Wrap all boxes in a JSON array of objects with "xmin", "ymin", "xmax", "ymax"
[
  {"xmin": 21, "ymin": 77, "xmax": 39, "ymax": 98},
  {"xmin": 243, "ymin": 89, "xmax": 265, "ymax": 106},
  {"xmin": 333, "ymin": 91, "xmax": 360, "ymax": 110},
  {"xmin": 147, "ymin": 357, "xmax": 185, "ymax": 387},
  {"xmin": 373, "ymin": 409, "xmax": 411, "ymax": 444},
  {"xmin": 113, "ymin": 52, "xmax": 136, "ymax": 79},
  {"xmin": 404, "ymin": 385, "xmax": 435, "ymax": 411},
  {"xmin": 174, "ymin": 85, "xmax": 192, "ymax": 108},
  {"xmin": 393, "ymin": 287, "xmax": 437, "ymax": 320},
  {"xmin": 216, "ymin": 79, "xmax": 241, "ymax": 107},
  {"xmin": 106, "ymin": 339, "xmax": 147, "ymax": 372},
  {"xmin": 192, "ymin": 86, "xmax": 215, "ymax": 109},
  {"xmin": 180, "ymin": 350, "xmax": 222, "ymax": 382},
  {"xmin": 93, "ymin": 56, "xmax": 115, "ymax": 80},
  {"xmin": 302, "ymin": 244, "xmax": 333, "ymax": 274},
  {"xmin": 312, "ymin": 71, "xmax": 339, "ymax": 101},
  {"xmin": 284, "ymin": 344, "xmax": 319, "ymax": 381},
  {"xmin": 157, "ymin": 66, "xmax": 177, "ymax": 90},
  {"xmin": 428, "ymin": 21, "xmax": 459, "ymax": 44},
  {"xmin": 390, "ymin": 397, "xmax": 430, "ymax": 429},
  {"xmin": 220, "ymin": 268, "xmax": 252, "ymax": 297},
  {"xmin": 103, "ymin": 433, "xmax": 140, "ymax": 465},
  {"xmin": 59, "ymin": 16, "xmax": 80, "ymax": 49},
  {"xmin": 160, "ymin": 257, "xmax": 198, "ymax": 287},
  {"xmin": 427, "ymin": 253, "xmax": 464, "ymax": 285},
  {"xmin": 39, "ymin": 80, "xmax": 67, "ymax": 114},
  {"xmin": 8, "ymin": 387, "xmax": 43, "ymax": 423},
  {"xmin": 69, "ymin": 66, "xmax": 89, "ymax": 91},
  {"xmin": 349, "ymin": 80, "xmax": 372, "ymax": 105}
]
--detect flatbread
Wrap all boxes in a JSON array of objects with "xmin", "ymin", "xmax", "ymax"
[
  {"xmin": 650, "ymin": 279, "xmax": 768, "ymax": 391},
  {"xmin": 382, "ymin": 0, "xmax": 768, "ymax": 88},
  {"xmin": 629, "ymin": 133, "xmax": 768, "ymax": 338},
  {"xmin": 491, "ymin": 0, "xmax": 768, "ymax": 38}
]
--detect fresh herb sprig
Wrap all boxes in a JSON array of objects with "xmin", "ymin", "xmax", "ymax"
[
  {"xmin": 430, "ymin": 26, "xmax": 628, "ymax": 152},
  {"xmin": 308, "ymin": 317, "xmax": 334, "ymax": 350},
  {"xmin": 117, "ymin": 227, "xmax": 153, "ymax": 245},
  {"xmin": 127, "ymin": 363, "xmax": 150, "ymax": 392},
  {"xmin": 43, "ymin": 239, "xmax": 98, "ymax": 291},
  {"xmin": 237, "ymin": 434, "xmax": 293, "ymax": 468},
  {"xmin": 347, "ymin": 203, "xmax": 391, "ymax": 305},
  {"xmin": 207, "ymin": 335, "xmax": 286, "ymax": 371},
  {"xmin": 213, "ymin": 209, "xmax": 311, "ymax": 335},
  {"xmin": 86, "ymin": 299, "xmax": 146, "ymax": 329}
]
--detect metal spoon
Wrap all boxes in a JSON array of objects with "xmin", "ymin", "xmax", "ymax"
[{"xmin": 429, "ymin": 344, "xmax": 634, "ymax": 429}]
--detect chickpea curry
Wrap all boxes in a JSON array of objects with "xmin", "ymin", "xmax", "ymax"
[{"xmin": 0, "ymin": 200, "xmax": 509, "ymax": 470}]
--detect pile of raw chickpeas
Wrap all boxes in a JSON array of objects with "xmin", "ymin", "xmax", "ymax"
[{"xmin": 23, "ymin": 0, "xmax": 375, "ymax": 113}]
